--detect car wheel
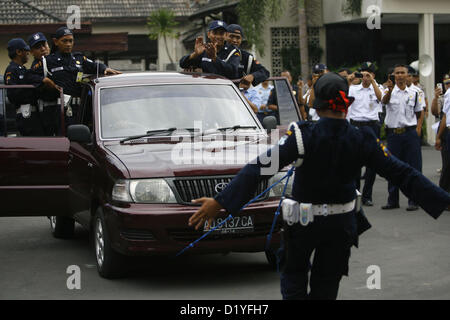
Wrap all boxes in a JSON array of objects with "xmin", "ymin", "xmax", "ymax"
[
  {"xmin": 265, "ymin": 248, "xmax": 278, "ymax": 271},
  {"xmin": 49, "ymin": 216, "xmax": 75, "ymax": 239},
  {"xmin": 93, "ymin": 209, "xmax": 125, "ymax": 279}
]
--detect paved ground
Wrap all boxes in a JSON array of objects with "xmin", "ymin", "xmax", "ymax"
[{"xmin": 0, "ymin": 146, "xmax": 449, "ymax": 300}]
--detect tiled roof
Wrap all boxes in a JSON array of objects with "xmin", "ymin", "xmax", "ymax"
[
  {"xmin": 0, "ymin": 0, "xmax": 196, "ymax": 24},
  {"xmin": 0, "ymin": 0, "xmax": 62, "ymax": 24}
]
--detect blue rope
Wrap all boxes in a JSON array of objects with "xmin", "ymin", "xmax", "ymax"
[
  {"xmin": 176, "ymin": 167, "xmax": 295, "ymax": 257},
  {"xmin": 265, "ymin": 167, "xmax": 294, "ymax": 250}
]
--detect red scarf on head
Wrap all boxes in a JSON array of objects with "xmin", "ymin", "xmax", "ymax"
[{"xmin": 328, "ymin": 90, "xmax": 353, "ymax": 114}]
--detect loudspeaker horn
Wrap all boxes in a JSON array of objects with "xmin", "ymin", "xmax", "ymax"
[{"xmin": 418, "ymin": 54, "xmax": 433, "ymax": 77}]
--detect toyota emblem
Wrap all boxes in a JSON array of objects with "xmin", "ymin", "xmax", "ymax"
[{"xmin": 214, "ymin": 182, "xmax": 228, "ymax": 193}]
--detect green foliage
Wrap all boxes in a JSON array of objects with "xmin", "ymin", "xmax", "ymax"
[
  {"xmin": 147, "ymin": 9, "xmax": 179, "ymax": 40},
  {"xmin": 342, "ymin": 0, "xmax": 362, "ymax": 16},
  {"xmin": 237, "ymin": 0, "xmax": 284, "ymax": 56}
]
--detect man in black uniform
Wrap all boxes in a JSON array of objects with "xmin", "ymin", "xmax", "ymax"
[
  {"xmin": 3, "ymin": 38, "xmax": 43, "ymax": 136},
  {"xmin": 27, "ymin": 32, "xmax": 60, "ymax": 136},
  {"xmin": 225, "ymin": 24, "xmax": 269, "ymax": 86},
  {"xmin": 179, "ymin": 20, "xmax": 240, "ymax": 80},
  {"xmin": 45, "ymin": 27, "xmax": 120, "ymax": 125},
  {"xmin": 188, "ymin": 72, "xmax": 450, "ymax": 300}
]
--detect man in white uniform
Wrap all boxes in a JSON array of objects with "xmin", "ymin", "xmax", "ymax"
[
  {"xmin": 347, "ymin": 62, "xmax": 383, "ymax": 206},
  {"xmin": 381, "ymin": 64, "xmax": 424, "ymax": 211}
]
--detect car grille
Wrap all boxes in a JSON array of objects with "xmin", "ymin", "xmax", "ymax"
[
  {"xmin": 171, "ymin": 176, "xmax": 269, "ymax": 204},
  {"xmin": 168, "ymin": 222, "xmax": 281, "ymax": 243}
]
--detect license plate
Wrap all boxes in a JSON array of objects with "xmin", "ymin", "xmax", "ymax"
[{"xmin": 204, "ymin": 215, "xmax": 254, "ymax": 234}]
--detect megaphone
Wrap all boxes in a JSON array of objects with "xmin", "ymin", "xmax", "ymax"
[{"xmin": 418, "ymin": 54, "xmax": 433, "ymax": 77}]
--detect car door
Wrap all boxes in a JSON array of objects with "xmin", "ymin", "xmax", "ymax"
[
  {"xmin": 0, "ymin": 85, "xmax": 71, "ymax": 217},
  {"xmin": 272, "ymin": 77, "xmax": 302, "ymax": 131},
  {"xmin": 68, "ymin": 85, "xmax": 97, "ymax": 226}
]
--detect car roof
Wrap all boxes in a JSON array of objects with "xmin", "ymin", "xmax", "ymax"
[{"xmin": 90, "ymin": 72, "xmax": 234, "ymax": 88}]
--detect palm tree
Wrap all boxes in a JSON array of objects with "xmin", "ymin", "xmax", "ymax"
[
  {"xmin": 147, "ymin": 9, "xmax": 179, "ymax": 68},
  {"xmin": 298, "ymin": 0, "xmax": 309, "ymax": 80}
]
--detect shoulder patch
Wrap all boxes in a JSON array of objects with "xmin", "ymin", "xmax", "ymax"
[{"xmin": 377, "ymin": 139, "xmax": 391, "ymax": 158}]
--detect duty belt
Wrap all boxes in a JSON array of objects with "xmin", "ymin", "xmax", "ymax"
[
  {"xmin": 386, "ymin": 125, "xmax": 416, "ymax": 135},
  {"xmin": 350, "ymin": 120, "xmax": 379, "ymax": 127}
]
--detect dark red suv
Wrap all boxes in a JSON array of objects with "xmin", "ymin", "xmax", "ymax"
[{"xmin": 0, "ymin": 73, "xmax": 302, "ymax": 278}]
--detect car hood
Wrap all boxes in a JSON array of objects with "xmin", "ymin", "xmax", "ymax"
[{"xmin": 104, "ymin": 135, "xmax": 274, "ymax": 179}]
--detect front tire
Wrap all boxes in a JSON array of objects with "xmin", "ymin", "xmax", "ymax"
[
  {"xmin": 49, "ymin": 216, "xmax": 75, "ymax": 239},
  {"xmin": 93, "ymin": 209, "xmax": 125, "ymax": 279}
]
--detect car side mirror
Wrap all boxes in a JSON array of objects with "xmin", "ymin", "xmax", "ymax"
[
  {"xmin": 262, "ymin": 116, "xmax": 277, "ymax": 132},
  {"xmin": 67, "ymin": 124, "xmax": 92, "ymax": 143}
]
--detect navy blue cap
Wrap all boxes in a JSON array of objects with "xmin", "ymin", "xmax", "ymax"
[
  {"xmin": 313, "ymin": 72, "xmax": 354, "ymax": 110},
  {"xmin": 312, "ymin": 63, "xmax": 328, "ymax": 74},
  {"xmin": 28, "ymin": 32, "xmax": 47, "ymax": 48},
  {"xmin": 360, "ymin": 61, "xmax": 376, "ymax": 73},
  {"xmin": 7, "ymin": 38, "xmax": 30, "ymax": 53},
  {"xmin": 227, "ymin": 24, "xmax": 244, "ymax": 37},
  {"xmin": 55, "ymin": 26, "xmax": 73, "ymax": 39},
  {"xmin": 208, "ymin": 20, "xmax": 227, "ymax": 32},
  {"xmin": 408, "ymin": 65, "xmax": 418, "ymax": 76}
]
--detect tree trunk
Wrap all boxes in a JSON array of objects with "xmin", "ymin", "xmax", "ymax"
[
  {"xmin": 298, "ymin": 0, "xmax": 309, "ymax": 80},
  {"xmin": 163, "ymin": 35, "xmax": 174, "ymax": 67}
]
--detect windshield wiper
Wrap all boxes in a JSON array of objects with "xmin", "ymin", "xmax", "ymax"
[
  {"xmin": 216, "ymin": 125, "xmax": 258, "ymax": 132},
  {"xmin": 119, "ymin": 128, "xmax": 178, "ymax": 144}
]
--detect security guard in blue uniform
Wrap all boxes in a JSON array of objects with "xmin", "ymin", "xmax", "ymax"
[
  {"xmin": 188, "ymin": 72, "xmax": 450, "ymax": 300},
  {"xmin": 3, "ymin": 38, "xmax": 44, "ymax": 136},
  {"xmin": 226, "ymin": 24, "xmax": 270, "ymax": 86},
  {"xmin": 179, "ymin": 20, "xmax": 241, "ymax": 80},
  {"xmin": 27, "ymin": 32, "xmax": 61, "ymax": 136},
  {"xmin": 45, "ymin": 27, "xmax": 120, "ymax": 125}
]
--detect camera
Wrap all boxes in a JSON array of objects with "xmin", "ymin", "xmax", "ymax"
[{"xmin": 354, "ymin": 72, "xmax": 363, "ymax": 78}]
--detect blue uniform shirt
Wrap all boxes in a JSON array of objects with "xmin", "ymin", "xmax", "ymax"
[
  {"xmin": 45, "ymin": 51, "xmax": 107, "ymax": 97},
  {"xmin": 215, "ymin": 118, "xmax": 450, "ymax": 219},
  {"xmin": 3, "ymin": 61, "xmax": 36, "ymax": 107},
  {"xmin": 179, "ymin": 44, "xmax": 240, "ymax": 80}
]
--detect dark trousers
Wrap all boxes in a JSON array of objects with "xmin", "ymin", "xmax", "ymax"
[
  {"xmin": 386, "ymin": 128, "xmax": 422, "ymax": 206},
  {"xmin": 16, "ymin": 112, "xmax": 44, "ymax": 136},
  {"xmin": 278, "ymin": 213, "xmax": 355, "ymax": 300},
  {"xmin": 40, "ymin": 105, "xmax": 60, "ymax": 136},
  {"xmin": 352, "ymin": 121, "xmax": 381, "ymax": 201},
  {"xmin": 441, "ymin": 129, "xmax": 450, "ymax": 192}
]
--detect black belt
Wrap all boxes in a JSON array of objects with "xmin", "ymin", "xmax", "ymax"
[
  {"xmin": 385, "ymin": 125, "xmax": 416, "ymax": 135},
  {"xmin": 350, "ymin": 120, "xmax": 379, "ymax": 127}
]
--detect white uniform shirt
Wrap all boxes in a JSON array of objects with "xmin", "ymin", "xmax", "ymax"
[
  {"xmin": 442, "ymin": 89, "xmax": 450, "ymax": 127},
  {"xmin": 383, "ymin": 85, "xmax": 423, "ymax": 128},
  {"xmin": 409, "ymin": 84, "xmax": 426, "ymax": 111},
  {"xmin": 347, "ymin": 84, "xmax": 381, "ymax": 121},
  {"xmin": 304, "ymin": 89, "xmax": 320, "ymax": 121}
]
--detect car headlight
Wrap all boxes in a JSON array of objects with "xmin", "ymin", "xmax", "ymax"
[
  {"xmin": 130, "ymin": 179, "xmax": 177, "ymax": 203},
  {"xmin": 112, "ymin": 179, "xmax": 177, "ymax": 203},
  {"xmin": 268, "ymin": 171, "xmax": 294, "ymax": 198}
]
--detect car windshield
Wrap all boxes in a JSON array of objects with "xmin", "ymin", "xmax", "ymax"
[{"xmin": 100, "ymin": 84, "xmax": 259, "ymax": 139}]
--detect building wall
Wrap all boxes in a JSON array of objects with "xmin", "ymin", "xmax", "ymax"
[
  {"xmin": 323, "ymin": 0, "xmax": 450, "ymax": 25},
  {"xmin": 93, "ymin": 22, "xmax": 191, "ymax": 71}
]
